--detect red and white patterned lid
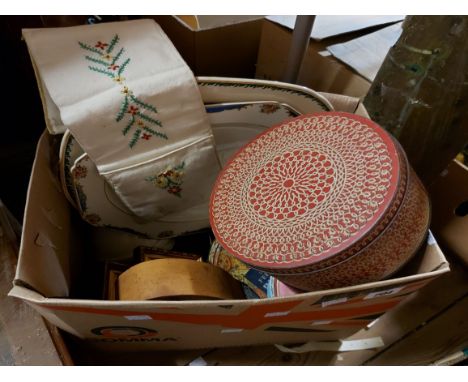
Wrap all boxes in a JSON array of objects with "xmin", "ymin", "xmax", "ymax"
[{"xmin": 209, "ymin": 112, "xmax": 401, "ymax": 271}]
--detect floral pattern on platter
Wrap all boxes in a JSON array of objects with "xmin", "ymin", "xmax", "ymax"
[
  {"xmin": 260, "ymin": 103, "xmax": 281, "ymax": 114},
  {"xmin": 72, "ymin": 164, "xmax": 88, "ymax": 179},
  {"xmin": 145, "ymin": 162, "xmax": 185, "ymax": 198},
  {"xmin": 78, "ymin": 34, "xmax": 167, "ymax": 148},
  {"xmin": 72, "ymin": 157, "xmax": 103, "ymax": 225},
  {"xmin": 259, "ymin": 103, "xmax": 297, "ymax": 117},
  {"xmin": 85, "ymin": 213, "xmax": 102, "ymax": 225}
]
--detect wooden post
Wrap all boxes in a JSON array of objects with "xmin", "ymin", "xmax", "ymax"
[{"xmin": 364, "ymin": 16, "xmax": 468, "ymax": 186}]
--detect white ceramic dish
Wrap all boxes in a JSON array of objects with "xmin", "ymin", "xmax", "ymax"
[
  {"xmin": 209, "ymin": 101, "xmax": 300, "ymax": 165},
  {"xmin": 197, "ymin": 77, "xmax": 334, "ymax": 113},
  {"xmin": 59, "ymin": 129, "xmax": 85, "ymax": 208}
]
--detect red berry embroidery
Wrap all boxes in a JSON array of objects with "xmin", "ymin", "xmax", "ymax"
[
  {"xmin": 127, "ymin": 106, "xmax": 139, "ymax": 115},
  {"xmin": 95, "ymin": 41, "xmax": 109, "ymax": 49}
]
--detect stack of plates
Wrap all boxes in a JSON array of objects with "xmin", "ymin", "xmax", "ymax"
[{"xmin": 59, "ymin": 77, "xmax": 334, "ymax": 239}]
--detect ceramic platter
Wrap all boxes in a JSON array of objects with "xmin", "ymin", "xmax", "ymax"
[
  {"xmin": 197, "ymin": 77, "xmax": 334, "ymax": 113},
  {"xmin": 59, "ymin": 78, "xmax": 333, "ymax": 239}
]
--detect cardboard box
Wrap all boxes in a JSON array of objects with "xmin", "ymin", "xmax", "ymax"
[
  {"xmin": 149, "ymin": 16, "xmax": 263, "ymax": 78},
  {"xmin": 255, "ymin": 19, "xmax": 372, "ymax": 98},
  {"xmin": 9, "ymin": 93, "xmax": 450, "ymax": 351},
  {"xmin": 428, "ymin": 159, "xmax": 468, "ymax": 266},
  {"xmin": 333, "ymin": 255, "xmax": 468, "ymax": 366}
]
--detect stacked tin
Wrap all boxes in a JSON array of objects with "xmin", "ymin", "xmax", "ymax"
[{"xmin": 209, "ymin": 112, "xmax": 430, "ymax": 291}]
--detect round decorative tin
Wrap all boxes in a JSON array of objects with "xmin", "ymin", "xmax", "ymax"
[{"xmin": 209, "ymin": 112, "xmax": 430, "ymax": 290}]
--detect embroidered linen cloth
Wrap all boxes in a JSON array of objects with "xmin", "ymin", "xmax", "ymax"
[{"xmin": 23, "ymin": 19, "xmax": 221, "ymax": 219}]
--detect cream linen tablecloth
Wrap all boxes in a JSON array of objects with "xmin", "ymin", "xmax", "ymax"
[{"xmin": 23, "ymin": 19, "xmax": 221, "ymax": 220}]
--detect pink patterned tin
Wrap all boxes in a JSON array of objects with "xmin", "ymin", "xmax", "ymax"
[{"xmin": 209, "ymin": 112, "xmax": 430, "ymax": 291}]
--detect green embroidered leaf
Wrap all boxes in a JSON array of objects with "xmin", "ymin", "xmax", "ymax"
[
  {"xmin": 142, "ymin": 126, "xmax": 168, "ymax": 140},
  {"xmin": 85, "ymin": 55, "xmax": 110, "ymax": 67},
  {"xmin": 116, "ymin": 96, "xmax": 129, "ymax": 122},
  {"xmin": 129, "ymin": 128, "xmax": 142, "ymax": 148},
  {"xmin": 122, "ymin": 115, "xmax": 135, "ymax": 136},
  {"xmin": 118, "ymin": 58, "xmax": 131, "ymax": 75},
  {"xmin": 78, "ymin": 41, "xmax": 103, "ymax": 55},
  {"xmin": 112, "ymin": 47, "xmax": 124, "ymax": 65},
  {"xmin": 130, "ymin": 95, "xmax": 158, "ymax": 113},
  {"xmin": 137, "ymin": 112, "xmax": 163, "ymax": 127},
  {"xmin": 88, "ymin": 66, "xmax": 115, "ymax": 78},
  {"xmin": 107, "ymin": 34, "xmax": 120, "ymax": 54}
]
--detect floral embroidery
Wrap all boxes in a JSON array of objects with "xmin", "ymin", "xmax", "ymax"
[
  {"xmin": 128, "ymin": 105, "xmax": 139, "ymax": 115},
  {"xmin": 95, "ymin": 41, "xmax": 108, "ymax": 50},
  {"xmin": 113, "ymin": 75, "xmax": 125, "ymax": 84},
  {"xmin": 78, "ymin": 34, "xmax": 168, "ymax": 148},
  {"xmin": 145, "ymin": 162, "xmax": 185, "ymax": 198},
  {"xmin": 121, "ymin": 86, "xmax": 132, "ymax": 96}
]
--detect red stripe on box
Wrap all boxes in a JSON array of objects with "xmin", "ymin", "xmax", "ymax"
[{"xmin": 41, "ymin": 298, "xmax": 399, "ymax": 330}]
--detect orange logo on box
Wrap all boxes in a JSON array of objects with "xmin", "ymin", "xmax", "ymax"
[{"xmin": 91, "ymin": 326, "xmax": 159, "ymax": 339}]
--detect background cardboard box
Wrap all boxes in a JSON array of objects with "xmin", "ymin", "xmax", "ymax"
[
  {"xmin": 255, "ymin": 19, "xmax": 375, "ymax": 98},
  {"xmin": 9, "ymin": 92, "xmax": 450, "ymax": 351},
  {"xmin": 428, "ymin": 159, "xmax": 468, "ymax": 267},
  {"xmin": 150, "ymin": 15, "xmax": 264, "ymax": 78}
]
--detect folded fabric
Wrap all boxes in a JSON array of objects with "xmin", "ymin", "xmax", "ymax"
[{"xmin": 23, "ymin": 19, "xmax": 221, "ymax": 219}]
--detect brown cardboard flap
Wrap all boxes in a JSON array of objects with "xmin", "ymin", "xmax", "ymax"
[
  {"xmin": 14, "ymin": 133, "xmax": 71, "ymax": 297},
  {"xmin": 319, "ymin": 92, "xmax": 360, "ymax": 113}
]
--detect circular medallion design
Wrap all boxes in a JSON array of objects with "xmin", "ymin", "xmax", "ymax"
[
  {"xmin": 248, "ymin": 148, "xmax": 338, "ymax": 222},
  {"xmin": 210, "ymin": 112, "xmax": 401, "ymax": 269}
]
